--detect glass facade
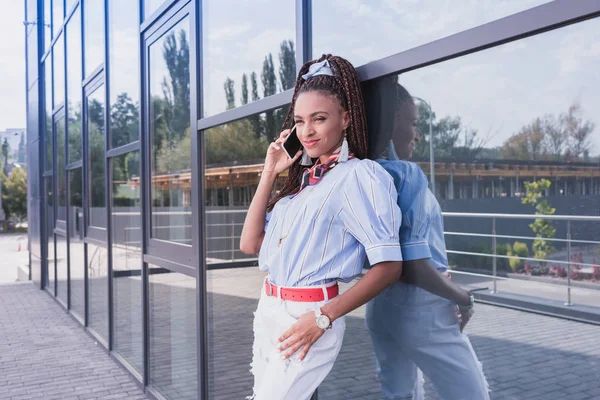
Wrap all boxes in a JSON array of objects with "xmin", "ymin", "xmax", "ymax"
[
  {"xmin": 67, "ymin": 6, "xmax": 82, "ymax": 163},
  {"xmin": 25, "ymin": 1, "xmax": 600, "ymax": 399},
  {"xmin": 83, "ymin": 0, "xmax": 104, "ymax": 75},
  {"xmin": 149, "ymin": 16, "xmax": 191, "ymax": 245},
  {"xmin": 112, "ymin": 151, "xmax": 143, "ymax": 373},
  {"xmin": 88, "ymin": 85, "xmax": 106, "ymax": 228}
]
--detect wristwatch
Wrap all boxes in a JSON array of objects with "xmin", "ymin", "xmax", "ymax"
[
  {"xmin": 315, "ymin": 307, "xmax": 332, "ymax": 330},
  {"xmin": 458, "ymin": 291, "xmax": 475, "ymax": 312}
]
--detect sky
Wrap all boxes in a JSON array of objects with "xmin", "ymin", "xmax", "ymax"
[
  {"xmin": 0, "ymin": 2, "xmax": 26, "ymax": 131},
  {"xmin": 2, "ymin": 0, "xmax": 598, "ymax": 156}
]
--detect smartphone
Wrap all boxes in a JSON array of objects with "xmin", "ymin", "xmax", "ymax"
[{"xmin": 282, "ymin": 125, "xmax": 302, "ymax": 160}]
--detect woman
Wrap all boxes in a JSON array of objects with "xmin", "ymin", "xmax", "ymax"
[
  {"xmin": 240, "ymin": 55, "xmax": 405, "ymax": 400},
  {"xmin": 363, "ymin": 75, "xmax": 490, "ymax": 400}
]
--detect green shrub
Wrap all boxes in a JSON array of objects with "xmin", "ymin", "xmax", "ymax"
[{"xmin": 508, "ymin": 241, "xmax": 529, "ymax": 272}]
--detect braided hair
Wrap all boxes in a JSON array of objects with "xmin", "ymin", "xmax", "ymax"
[{"xmin": 267, "ymin": 54, "xmax": 368, "ymax": 211}]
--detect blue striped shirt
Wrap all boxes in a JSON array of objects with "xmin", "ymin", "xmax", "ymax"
[
  {"xmin": 259, "ymin": 158, "xmax": 403, "ymax": 287},
  {"xmin": 377, "ymin": 159, "xmax": 448, "ymax": 273}
]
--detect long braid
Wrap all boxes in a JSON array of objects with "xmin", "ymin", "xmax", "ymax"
[{"xmin": 267, "ymin": 54, "xmax": 368, "ymax": 211}]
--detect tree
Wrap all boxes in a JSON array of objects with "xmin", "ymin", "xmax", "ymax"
[
  {"xmin": 501, "ymin": 118, "xmax": 546, "ymax": 161},
  {"xmin": 110, "ymin": 93, "xmax": 139, "ymax": 149},
  {"xmin": 205, "ymin": 120, "xmax": 269, "ymax": 165},
  {"xmin": 563, "ymin": 103, "xmax": 595, "ymax": 159},
  {"xmin": 240, "ymin": 73, "xmax": 249, "ymax": 106},
  {"xmin": 224, "ymin": 77, "xmax": 235, "ymax": 110},
  {"xmin": 522, "ymin": 179, "xmax": 556, "ymax": 266},
  {"xmin": 18, "ymin": 133, "xmax": 26, "ymax": 163},
  {"xmin": 1, "ymin": 167, "xmax": 27, "ymax": 230},
  {"xmin": 501, "ymin": 102, "xmax": 595, "ymax": 162},
  {"xmin": 2, "ymin": 138, "xmax": 9, "ymax": 175},
  {"xmin": 278, "ymin": 40, "xmax": 296, "ymax": 91},
  {"xmin": 413, "ymin": 103, "xmax": 486, "ymax": 159},
  {"xmin": 261, "ymin": 54, "xmax": 278, "ymax": 142},
  {"xmin": 249, "ymin": 72, "xmax": 263, "ymax": 138}
]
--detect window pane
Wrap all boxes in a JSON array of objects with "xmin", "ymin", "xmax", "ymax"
[
  {"xmin": 56, "ymin": 116, "xmax": 67, "ymax": 221},
  {"xmin": 67, "ymin": 7, "xmax": 82, "ymax": 162},
  {"xmin": 44, "ymin": 0, "xmax": 51, "ymax": 50},
  {"xmin": 45, "ymin": 59, "xmax": 53, "ymax": 172},
  {"xmin": 144, "ymin": 0, "xmax": 167, "ymax": 21},
  {"xmin": 203, "ymin": 110, "xmax": 282, "ymax": 267},
  {"xmin": 66, "ymin": 0, "xmax": 76, "ymax": 13},
  {"xmin": 109, "ymin": 0, "xmax": 140, "ymax": 148},
  {"xmin": 56, "ymin": 234, "xmax": 68, "ymax": 304},
  {"xmin": 54, "ymin": 34, "xmax": 65, "ymax": 107},
  {"xmin": 149, "ymin": 267, "xmax": 197, "ymax": 399},
  {"xmin": 112, "ymin": 151, "xmax": 143, "ymax": 373},
  {"xmin": 84, "ymin": 0, "xmax": 105, "ymax": 75},
  {"xmin": 313, "ymin": 0, "xmax": 552, "ymax": 67},
  {"xmin": 149, "ymin": 18, "xmax": 191, "ymax": 245},
  {"xmin": 202, "ymin": 0, "xmax": 295, "ymax": 119},
  {"xmin": 69, "ymin": 167, "xmax": 85, "ymax": 320},
  {"xmin": 204, "ymin": 109, "xmax": 287, "ymax": 398},
  {"xmin": 53, "ymin": 0, "xmax": 64, "ymax": 37},
  {"xmin": 27, "ymin": 27, "xmax": 38, "ymax": 83},
  {"xmin": 88, "ymin": 243, "xmax": 108, "ymax": 341},
  {"xmin": 88, "ymin": 85, "xmax": 106, "ymax": 228},
  {"xmin": 363, "ymin": 19, "xmax": 600, "ymax": 310},
  {"xmin": 45, "ymin": 176, "xmax": 55, "ymax": 292}
]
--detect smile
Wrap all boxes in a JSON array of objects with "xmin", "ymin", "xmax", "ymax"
[{"xmin": 303, "ymin": 140, "xmax": 320, "ymax": 148}]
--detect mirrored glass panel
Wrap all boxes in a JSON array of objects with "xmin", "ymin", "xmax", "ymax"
[
  {"xmin": 144, "ymin": 0, "xmax": 168, "ymax": 21},
  {"xmin": 84, "ymin": 0, "xmax": 105, "ymax": 75},
  {"xmin": 69, "ymin": 167, "xmax": 85, "ymax": 320},
  {"xmin": 52, "ymin": 0, "xmax": 64, "ymax": 37},
  {"xmin": 202, "ymin": 0, "xmax": 295, "ymax": 119},
  {"xmin": 67, "ymin": 7, "xmax": 82, "ymax": 162},
  {"xmin": 56, "ymin": 233, "xmax": 68, "ymax": 305},
  {"xmin": 313, "ymin": 0, "xmax": 552, "ymax": 67},
  {"xmin": 88, "ymin": 243, "xmax": 108, "ymax": 341},
  {"xmin": 54, "ymin": 34, "xmax": 65, "ymax": 107},
  {"xmin": 88, "ymin": 85, "xmax": 106, "ymax": 228},
  {"xmin": 148, "ymin": 267, "xmax": 197, "ymax": 399},
  {"xmin": 204, "ymin": 109, "xmax": 290, "ymax": 398},
  {"xmin": 149, "ymin": 17, "xmax": 191, "ymax": 245},
  {"xmin": 45, "ymin": 59, "xmax": 53, "ymax": 172},
  {"xmin": 56, "ymin": 116, "xmax": 67, "ymax": 221},
  {"xmin": 112, "ymin": 151, "xmax": 143, "ymax": 373},
  {"xmin": 44, "ymin": 0, "xmax": 51, "ymax": 50},
  {"xmin": 45, "ymin": 176, "xmax": 55, "ymax": 292},
  {"xmin": 108, "ymin": 0, "xmax": 140, "ymax": 148}
]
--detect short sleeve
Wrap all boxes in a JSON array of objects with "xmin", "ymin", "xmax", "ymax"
[
  {"xmin": 382, "ymin": 161, "xmax": 432, "ymax": 261},
  {"xmin": 341, "ymin": 160, "xmax": 403, "ymax": 266}
]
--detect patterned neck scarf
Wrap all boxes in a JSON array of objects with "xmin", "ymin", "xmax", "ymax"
[{"xmin": 296, "ymin": 148, "xmax": 355, "ymax": 195}]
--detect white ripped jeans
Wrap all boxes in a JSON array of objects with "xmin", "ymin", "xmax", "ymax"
[
  {"xmin": 248, "ymin": 282, "xmax": 346, "ymax": 400},
  {"xmin": 366, "ymin": 281, "xmax": 490, "ymax": 400}
]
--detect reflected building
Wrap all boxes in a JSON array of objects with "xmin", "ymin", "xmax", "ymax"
[{"xmin": 23, "ymin": 1, "xmax": 600, "ymax": 399}]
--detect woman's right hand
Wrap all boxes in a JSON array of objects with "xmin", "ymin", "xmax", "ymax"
[{"xmin": 263, "ymin": 129, "xmax": 302, "ymax": 175}]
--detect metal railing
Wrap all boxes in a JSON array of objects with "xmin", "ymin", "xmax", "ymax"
[
  {"xmin": 111, "ymin": 209, "xmax": 600, "ymax": 305},
  {"xmin": 442, "ymin": 212, "xmax": 600, "ymax": 306}
]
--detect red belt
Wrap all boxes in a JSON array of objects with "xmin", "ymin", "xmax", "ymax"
[{"xmin": 265, "ymin": 280, "xmax": 339, "ymax": 302}]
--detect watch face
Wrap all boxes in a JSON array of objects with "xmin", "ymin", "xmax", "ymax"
[{"xmin": 317, "ymin": 315, "xmax": 330, "ymax": 329}]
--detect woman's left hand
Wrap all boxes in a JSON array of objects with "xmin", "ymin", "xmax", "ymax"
[{"xmin": 278, "ymin": 311, "xmax": 325, "ymax": 361}]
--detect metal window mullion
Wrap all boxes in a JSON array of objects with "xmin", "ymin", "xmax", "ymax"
[
  {"xmin": 139, "ymin": 0, "xmax": 151, "ymax": 386},
  {"xmin": 190, "ymin": 1, "xmax": 207, "ymax": 398},
  {"xmin": 296, "ymin": 0, "xmax": 312, "ymax": 71},
  {"xmin": 104, "ymin": 0, "xmax": 114, "ymax": 353}
]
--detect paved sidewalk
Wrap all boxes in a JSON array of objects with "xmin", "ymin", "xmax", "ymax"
[{"xmin": 0, "ymin": 282, "xmax": 149, "ymax": 400}]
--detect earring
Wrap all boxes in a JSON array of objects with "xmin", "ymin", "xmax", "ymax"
[
  {"xmin": 339, "ymin": 130, "xmax": 349, "ymax": 162},
  {"xmin": 300, "ymin": 148, "xmax": 313, "ymax": 166}
]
